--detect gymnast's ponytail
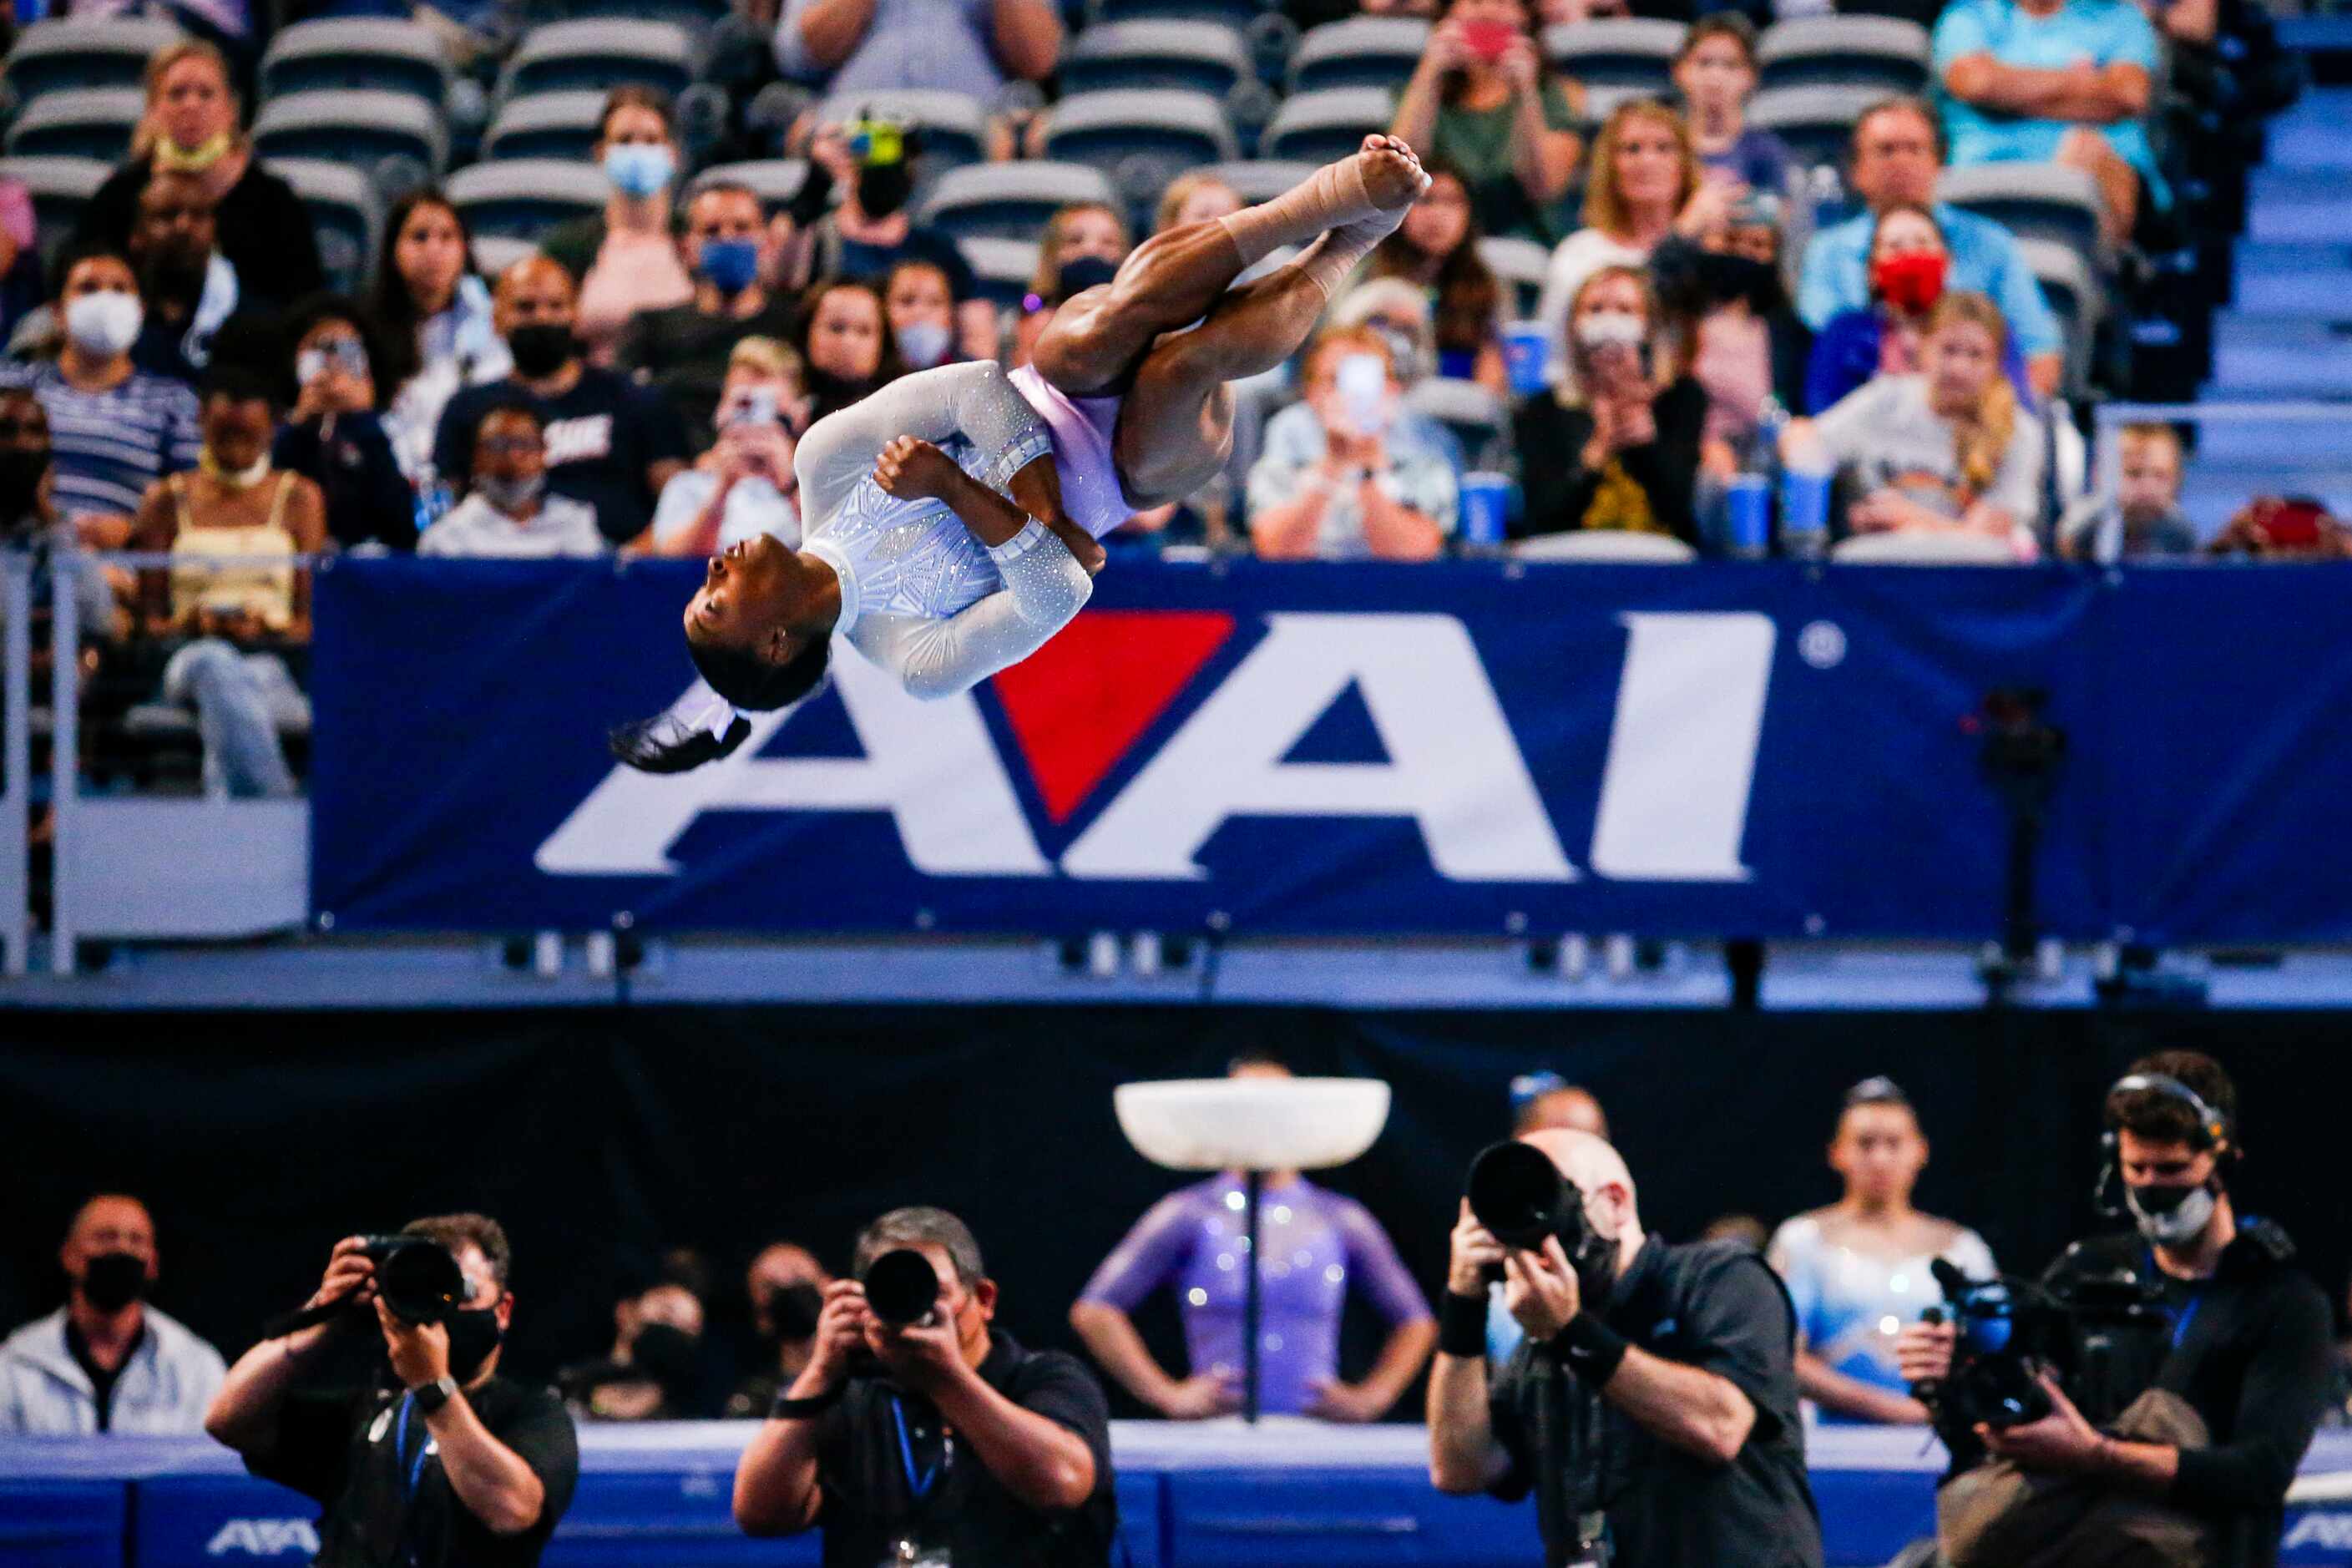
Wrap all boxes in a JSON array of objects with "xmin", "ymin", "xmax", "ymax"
[{"xmin": 608, "ymin": 633, "xmax": 833, "ymax": 773}]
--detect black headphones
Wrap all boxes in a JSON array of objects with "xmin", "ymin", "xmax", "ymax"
[{"xmin": 2093, "ymin": 1071, "xmax": 2234, "ymax": 1216}]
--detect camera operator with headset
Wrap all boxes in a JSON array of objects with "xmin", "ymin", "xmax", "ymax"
[
  {"xmin": 1896, "ymin": 1052, "xmax": 2333, "ymax": 1568},
  {"xmin": 1429, "ymin": 1128, "xmax": 1824, "ymax": 1568},
  {"xmin": 204, "ymin": 1215, "xmax": 579, "ymax": 1568},
  {"xmin": 732, "ymin": 1206, "xmax": 1117, "ymax": 1565}
]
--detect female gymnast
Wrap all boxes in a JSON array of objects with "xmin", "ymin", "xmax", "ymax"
[{"xmin": 613, "ymin": 136, "xmax": 1430, "ymax": 773}]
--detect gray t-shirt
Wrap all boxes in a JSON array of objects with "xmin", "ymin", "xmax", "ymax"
[{"xmin": 1810, "ymin": 374, "xmax": 2043, "ymax": 529}]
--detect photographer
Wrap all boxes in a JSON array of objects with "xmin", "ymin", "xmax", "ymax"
[
  {"xmin": 1896, "ymin": 1053, "xmax": 2333, "ymax": 1568},
  {"xmin": 1429, "ymin": 1129, "xmax": 1823, "ymax": 1568},
  {"xmin": 204, "ymin": 1215, "xmax": 579, "ymax": 1568},
  {"xmin": 732, "ymin": 1206, "xmax": 1115, "ymax": 1565}
]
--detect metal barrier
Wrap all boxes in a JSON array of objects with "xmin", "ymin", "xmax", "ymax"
[{"xmin": 2, "ymin": 554, "xmax": 28, "ymax": 976}]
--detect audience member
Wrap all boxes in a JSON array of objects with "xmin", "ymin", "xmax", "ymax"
[
  {"xmin": 726, "ymin": 1242, "xmax": 832, "ymax": 1419},
  {"xmin": 1510, "ymin": 1073, "xmax": 1611, "ymax": 1139},
  {"xmin": 1651, "ymin": 192, "xmax": 1809, "ymax": 476},
  {"xmin": 0, "ymin": 174, "xmax": 41, "ymax": 347},
  {"xmin": 1513, "ymin": 266, "xmax": 1704, "ymax": 545},
  {"xmin": 773, "ymin": 0, "xmax": 1061, "ymax": 100},
  {"xmin": 792, "ymin": 277, "xmax": 903, "ymax": 423},
  {"xmin": 1070, "ymin": 1051, "xmax": 1436, "ymax": 1420},
  {"xmin": 75, "ymin": 41, "xmax": 322, "ymax": 314},
  {"xmin": 1389, "ymin": 0, "xmax": 1585, "ymax": 243},
  {"xmin": 0, "ymin": 387, "xmax": 50, "ymax": 540},
  {"xmin": 617, "ymin": 180, "xmax": 799, "ymax": 451},
  {"xmin": 1673, "ymin": 16, "xmax": 1793, "ymax": 195},
  {"xmin": 1358, "ymin": 163, "xmax": 1509, "ymax": 396},
  {"xmin": 1768, "ymin": 1076, "xmax": 1995, "ymax": 1424},
  {"xmin": 1533, "ymin": 99, "xmax": 1710, "ymax": 369},
  {"xmin": 132, "ymin": 364, "xmax": 323, "ymax": 800},
  {"xmin": 1247, "ymin": 327, "xmax": 1457, "ymax": 561},
  {"xmin": 561, "ymin": 1279, "xmax": 711, "ymax": 1421},
  {"xmin": 1935, "ymin": 0, "xmax": 2162, "ymax": 248},
  {"xmin": 784, "ymin": 124, "xmax": 994, "ymax": 361},
  {"xmin": 2060, "ymin": 421, "xmax": 2195, "ymax": 559},
  {"xmin": 433, "ymin": 258, "xmax": 690, "ymax": 548},
  {"xmin": 124, "ymin": 172, "xmax": 238, "ymax": 388},
  {"xmin": 647, "ymin": 338, "xmax": 805, "ymax": 557},
  {"xmin": 1155, "ymin": 173, "xmax": 1243, "ymax": 235},
  {"xmin": 1783, "ymin": 290, "xmax": 2044, "ymax": 553},
  {"xmin": 1805, "ymin": 202, "xmax": 2031, "ymax": 415},
  {"xmin": 421, "ymin": 400, "xmax": 607, "ymax": 558},
  {"xmin": 542, "ymin": 89, "xmax": 695, "ymax": 363},
  {"xmin": 272, "ymin": 295, "xmax": 418, "ymax": 553},
  {"xmin": 370, "ymin": 190, "xmax": 510, "ymax": 485},
  {"xmin": 1029, "ymin": 202, "xmax": 1134, "ymax": 301},
  {"xmin": 882, "ymin": 257, "xmax": 958, "ymax": 372},
  {"xmin": 0, "ymin": 1196, "xmax": 226, "ymax": 1434},
  {"xmin": 2, "ymin": 244, "xmax": 201, "ymax": 547},
  {"xmin": 1794, "ymin": 97, "xmax": 2064, "ymax": 397},
  {"xmin": 2205, "ymin": 495, "xmax": 2352, "ymax": 560}
]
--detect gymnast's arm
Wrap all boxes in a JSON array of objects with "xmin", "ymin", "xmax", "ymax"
[{"xmin": 850, "ymin": 522, "xmax": 1093, "ymax": 699}]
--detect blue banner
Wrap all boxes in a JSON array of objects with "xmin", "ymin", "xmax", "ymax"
[{"xmin": 310, "ymin": 558, "xmax": 2352, "ymax": 943}]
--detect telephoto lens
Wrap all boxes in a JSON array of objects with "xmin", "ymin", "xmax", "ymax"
[
  {"xmin": 1465, "ymin": 1141, "xmax": 1591, "ymax": 1254},
  {"xmin": 862, "ymin": 1248, "xmax": 941, "ymax": 1327},
  {"xmin": 357, "ymin": 1236, "xmax": 467, "ymax": 1324}
]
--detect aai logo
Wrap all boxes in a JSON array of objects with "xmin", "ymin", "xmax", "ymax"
[
  {"xmin": 204, "ymin": 1519, "xmax": 320, "ymax": 1556},
  {"xmin": 2282, "ymin": 1510, "xmax": 2352, "ymax": 1551}
]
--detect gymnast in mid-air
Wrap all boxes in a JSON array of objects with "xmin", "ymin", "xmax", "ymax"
[{"xmin": 614, "ymin": 135, "xmax": 1430, "ymax": 773}]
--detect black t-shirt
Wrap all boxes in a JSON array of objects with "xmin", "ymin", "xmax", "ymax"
[
  {"xmin": 433, "ymin": 368, "xmax": 690, "ymax": 546},
  {"xmin": 1488, "ymin": 1236, "xmax": 1823, "ymax": 1568},
  {"xmin": 64, "ymin": 1318, "xmax": 144, "ymax": 1432},
  {"xmin": 246, "ymin": 1375, "xmax": 580, "ymax": 1568},
  {"xmin": 615, "ymin": 300, "xmax": 801, "ymax": 452},
  {"xmin": 812, "ymin": 1329, "xmax": 1115, "ymax": 1568}
]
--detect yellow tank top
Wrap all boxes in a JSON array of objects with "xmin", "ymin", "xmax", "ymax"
[{"xmin": 166, "ymin": 473, "xmax": 300, "ymax": 631}]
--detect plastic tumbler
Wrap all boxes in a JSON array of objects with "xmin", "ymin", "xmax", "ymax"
[
  {"xmin": 1779, "ymin": 468, "xmax": 1833, "ymax": 558},
  {"xmin": 1459, "ymin": 472, "xmax": 1512, "ymax": 549},
  {"xmin": 1502, "ymin": 322, "xmax": 1550, "ymax": 399},
  {"xmin": 1724, "ymin": 474, "xmax": 1771, "ymax": 559}
]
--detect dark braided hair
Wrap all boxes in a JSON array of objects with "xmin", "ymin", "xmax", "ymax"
[{"xmin": 607, "ymin": 629, "xmax": 832, "ymax": 773}]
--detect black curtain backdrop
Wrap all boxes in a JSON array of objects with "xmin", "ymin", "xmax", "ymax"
[{"xmin": 3, "ymin": 1005, "xmax": 2345, "ymax": 1415}]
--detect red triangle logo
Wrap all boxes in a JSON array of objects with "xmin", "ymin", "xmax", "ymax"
[{"xmin": 991, "ymin": 610, "xmax": 1236, "ymax": 824}]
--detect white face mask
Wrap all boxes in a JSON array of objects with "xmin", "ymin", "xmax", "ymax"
[
  {"xmin": 894, "ymin": 319, "xmax": 953, "ymax": 370},
  {"xmin": 1575, "ymin": 310, "xmax": 1646, "ymax": 350},
  {"xmin": 65, "ymin": 291, "xmax": 144, "ymax": 357},
  {"xmin": 2125, "ymin": 1181, "xmax": 2218, "ymax": 1247}
]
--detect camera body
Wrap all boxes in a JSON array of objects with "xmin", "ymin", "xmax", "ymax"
[
  {"xmin": 357, "ymin": 1234, "xmax": 467, "ymax": 1325},
  {"xmin": 844, "ymin": 117, "xmax": 914, "ymax": 168},
  {"xmin": 1923, "ymin": 1257, "xmax": 2170, "ymax": 1429},
  {"xmin": 1465, "ymin": 1141, "xmax": 1597, "ymax": 1284}
]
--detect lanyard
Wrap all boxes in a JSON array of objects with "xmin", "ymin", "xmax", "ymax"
[
  {"xmin": 891, "ymin": 1396, "xmax": 945, "ymax": 1500},
  {"xmin": 393, "ymin": 1393, "xmax": 433, "ymax": 1500}
]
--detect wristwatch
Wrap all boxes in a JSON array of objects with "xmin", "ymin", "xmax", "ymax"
[{"xmin": 412, "ymin": 1375, "xmax": 459, "ymax": 1414}]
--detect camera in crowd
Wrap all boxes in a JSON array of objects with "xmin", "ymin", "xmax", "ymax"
[
  {"xmin": 357, "ymin": 1234, "xmax": 468, "ymax": 1324},
  {"xmin": 1919, "ymin": 1257, "xmax": 2170, "ymax": 1429},
  {"xmin": 1464, "ymin": 1141, "xmax": 1612, "ymax": 1284}
]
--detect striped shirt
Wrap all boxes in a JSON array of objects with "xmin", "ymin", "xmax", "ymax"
[{"xmin": 0, "ymin": 362, "xmax": 202, "ymax": 524}]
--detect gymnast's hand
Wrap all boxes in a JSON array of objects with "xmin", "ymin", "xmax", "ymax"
[{"xmin": 873, "ymin": 436, "xmax": 964, "ymax": 504}]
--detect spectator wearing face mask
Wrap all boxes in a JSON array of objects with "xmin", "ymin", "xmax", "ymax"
[
  {"xmin": 1806, "ymin": 203, "xmax": 2031, "ymax": 415},
  {"xmin": 792, "ymin": 276, "xmax": 905, "ymax": 422},
  {"xmin": 618, "ymin": 182, "xmax": 800, "ymax": 451},
  {"xmin": 1326, "ymin": 280, "xmax": 1470, "ymax": 469},
  {"xmin": 646, "ymin": 337, "xmax": 806, "ymax": 557},
  {"xmin": 1648, "ymin": 191, "xmax": 1809, "ymax": 478},
  {"xmin": 434, "ymin": 257, "xmax": 690, "ymax": 549},
  {"xmin": 561, "ymin": 1280, "xmax": 712, "ymax": 1422},
  {"xmin": 781, "ymin": 124, "xmax": 994, "ymax": 362},
  {"xmin": 1358, "ymin": 164, "xmax": 1510, "ymax": 397},
  {"xmin": 422, "ymin": 401, "xmax": 607, "ymax": 558},
  {"xmin": 1029, "ymin": 201, "xmax": 1134, "ymax": 302},
  {"xmin": 541, "ymin": 89, "xmax": 695, "ymax": 365},
  {"xmin": 726, "ymin": 1243, "xmax": 833, "ymax": 1419},
  {"xmin": 0, "ymin": 1195, "xmax": 226, "ymax": 1434},
  {"xmin": 271, "ymin": 295, "xmax": 417, "ymax": 553},
  {"xmin": 1514, "ymin": 265, "xmax": 1704, "ymax": 544},
  {"xmin": 883, "ymin": 258, "xmax": 959, "ymax": 373},
  {"xmin": 2060, "ymin": 421, "xmax": 2197, "ymax": 559},
  {"xmin": 1249, "ymin": 326, "xmax": 1455, "ymax": 561}
]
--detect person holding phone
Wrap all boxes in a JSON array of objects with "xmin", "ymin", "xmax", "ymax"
[
  {"xmin": 1247, "ymin": 326, "xmax": 1456, "ymax": 559},
  {"xmin": 1389, "ymin": 0, "xmax": 1586, "ymax": 243},
  {"xmin": 645, "ymin": 338, "xmax": 807, "ymax": 558}
]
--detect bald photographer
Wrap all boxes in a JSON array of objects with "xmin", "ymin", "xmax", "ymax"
[{"xmin": 204, "ymin": 1215, "xmax": 579, "ymax": 1568}]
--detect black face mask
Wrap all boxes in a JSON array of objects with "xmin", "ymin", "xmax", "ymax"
[
  {"xmin": 80, "ymin": 1252, "xmax": 149, "ymax": 1313},
  {"xmin": 138, "ymin": 248, "xmax": 209, "ymax": 312},
  {"xmin": 857, "ymin": 161, "xmax": 912, "ymax": 218},
  {"xmin": 805, "ymin": 367, "xmax": 878, "ymax": 415},
  {"xmin": 765, "ymin": 1281, "xmax": 824, "ymax": 1342},
  {"xmin": 0, "ymin": 448, "xmax": 48, "ymax": 525},
  {"xmin": 1697, "ymin": 250, "xmax": 1784, "ymax": 314},
  {"xmin": 630, "ymin": 1322, "xmax": 700, "ymax": 1388},
  {"xmin": 505, "ymin": 323, "xmax": 576, "ymax": 379},
  {"xmin": 444, "ymin": 1307, "xmax": 505, "ymax": 1383}
]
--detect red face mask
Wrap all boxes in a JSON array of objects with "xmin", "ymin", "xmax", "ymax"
[{"xmin": 1871, "ymin": 250, "xmax": 1948, "ymax": 315}]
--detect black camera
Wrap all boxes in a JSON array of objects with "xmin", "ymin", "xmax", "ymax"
[
  {"xmin": 1466, "ymin": 1141, "xmax": 1594, "ymax": 1282},
  {"xmin": 1920, "ymin": 1258, "xmax": 2168, "ymax": 1429},
  {"xmin": 861, "ymin": 1248, "xmax": 940, "ymax": 1328},
  {"xmin": 357, "ymin": 1235, "xmax": 467, "ymax": 1325}
]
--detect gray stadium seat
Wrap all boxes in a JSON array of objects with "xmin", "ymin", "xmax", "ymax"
[
  {"xmin": 499, "ymin": 20, "xmax": 695, "ymax": 102},
  {"xmin": 816, "ymin": 89, "xmax": 989, "ymax": 171},
  {"xmin": 1515, "ymin": 531, "xmax": 1696, "ymax": 561},
  {"xmin": 1479, "ymin": 235, "xmax": 1550, "ymax": 319},
  {"xmin": 447, "ymin": 159, "xmax": 609, "ymax": 241},
  {"xmin": 1747, "ymin": 83, "xmax": 1875, "ymax": 171},
  {"xmin": 1060, "ymin": 21, "xmax": 1252, "ymax": 98},
  {"xmin": 1542, "ymin": 18, "xmax": 1685, "ymax": 91},
  {"xmin": 266, "ymin": 159, "xmax": 383, "ymax": 296},
  {"xmin": 0, "ymin": 155, "xmax": 109, "ymax": 265},
  {"xmin": 2018, "ymin": 235, "xmax": 2102, "ymax": 397},
  {"xmin": 1196, "ymin": 159, "xmax": 1316, "ymax": 205},
  {"xmin": 522, "ymin": 0, "xmax": 728, "ymax": 25},
  {"xmin": 1260, "ymin": 86, "xmax": 1390, "ymax": 164},
  {"xmin": 918, "ymin": 161, "xmax": 1120, "ymax": 241},
  {"xmin": 1937, "ymin": 163, "xmax": 2106, "ymax": 268},
  {"xmin": 1088, "ymin": 0, "xmax": 1263, "ymax": 29},
  {"xmin": 478, "ymin": 89, "xmax": 606, "ymax": 163},
  {"xmin": 959, "ymin": 236, "xmax": 1042, "ymax": 308},
  {"xmin": 3, "ymin": 18, "xmax": 180, "ymax": 101},
  {"xmin": 1756, "ymin": 16, "xmax": 1930, "ymax": 95},
  {"xmin": 1404, "ymin": 377, "xmax": 1510, "ymax": 468},
  {"xmin": 1575, "ymin": 81, "xmax": 1664, "ymax": 134},
  {"xmin": 471, "ymin": 235, "xmax": 540, "ymax": 280},
  {"xmin": 1043, "ymin": 89, "xmax": 1239, "ymax": 205},
  {"xmin": 689, "ymin": 159, "xmax": 812, "ymax": 209},
  {"xmin": 261, "ymin": 19, "xmax": 451, "ymax": 107},
  {"xmin": 254, "ymin": 89, "xmax": 448, "ymax": 177},
  {"xmin": 3, "ymin": 88, "xmax": 142, "ymax": 164},
  {"xmin": 1290, "ymin": 18, "xmax": 1429, "ymax": 94}
]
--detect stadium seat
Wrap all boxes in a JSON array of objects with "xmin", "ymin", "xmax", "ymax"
[
  {"xmin": 918, "ymin": 161, "xmax": 1120, "ymax": 241},
  {"xmin": 1936, "ymin": 163, "xmax": 2107, "ymax": 268},
  {"xmin": 260, "ymin": 19, "xmax": 451, "ymax": 108},
  {"xmin": 1196, "ymin": 159, "xmax": 1316, "ymax": 205},
  {"xmin": 1288, "ymin": 18, "xmax": 1429, "ymax": 94},
  {"xmin": 1542, "ymin": 18, "xmax": 1684, "ymax": 91},
  {"xmin": 498, "ymin": 20, "xmax": 696, "ymax": 102},
  {"xmin": 1042, "ymin": 89, "xmax": 1239, "ymax": 205},
  {"xmin": 520, "ymin": 0, "xmax": 729, "ymax": 28},
  {"xmin": 1060, "ymin": 21, "xmax": 1252, "ymax": 98},
  {"xmin": 1515, "ymin": 531, "xmax": 1697, "ymax": 561},
  {"xmin": 1404, "ymin": 377, "xmax": 1510, "ymax": 468},
  {"xmin": 254, "ymin": 89, "xmax": 448, "ymax": 178},
  {"xmin": 688, "ymin": 159, "xmax": 811, "ymax": 209},
  {"xmin": 478, "ymin": 89, "xmax": 606, "ymax": 163},
  {"xmin": 1754, "ymin": 16, "xmax": 1930, "ymax": 95},
  {"xmin": 1575, "ymin": 81, "xmax": 1669, "ymax": 134},
  {"xmin": 3, "ymin": 88, "xmax": 141, "ymax": 163},
  {"xmin": 1746, "ymin": 83, "xmax": 1874, "ymax": 172},
  {"xmin": 1831, "ymin": 530, "xmax": 2016, "ymax": 563},
  {"xmin": 471, "ymin": 234, "xmax": 540, "ymax": 279},
  {"xmin": 1260, "ymin": 86, "xmax": 1390, "ymax": 164},
  {"xmin": 3, "ymin": 18, "xmax": 180, "ymax": 101},
  {"xmin": 817, "ymin": 89, "xmax": 989, "ymax": 171},
  {"xmin": 0, "ymin": 154, "xmax": 109, "ymax": 264},
  {"xmin": 447, "ymin": 159, "xmax": 609, "ymax": 241},
  {"xmin": 959, "ymin": 236, "xmax": 1042, "ymax": 309},
  {"xmin": 1479, "ymin": 236, "xmax": 1550, "ymax": 318},
  {"xmin": 2019, "ymin": 236, "xmax": 2102, "ymax": 397},
  {"xmin": 1088, "ymin": 0, "xmax": 1265, "ymax": 30},
  {"xmin": 266, "ymin": 159, "xmax": 382, "ymax": 296}
]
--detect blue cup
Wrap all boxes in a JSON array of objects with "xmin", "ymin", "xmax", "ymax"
[
  {"xmin": 1502, "ymin": 322, "xmax": 1550, "ymax": 399},
  {"xmin": 1779, "ymin": 468, "xmax": 1834, "ymax": 554},
  {"xmin": 1459, "ymin": 471, "xmax": 1511, "ymax": 547},
  {"xmin": 1725, "ymin": 475, "xmax": 1771, "ymax": 557}
]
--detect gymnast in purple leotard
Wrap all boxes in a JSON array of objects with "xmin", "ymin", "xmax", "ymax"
[{"xmin": 1070, "ymin": 1057, "xmax": 1435, "ymax": 1422}]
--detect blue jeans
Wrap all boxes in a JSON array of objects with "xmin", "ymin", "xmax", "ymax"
[{"xmin": 161, "ymin": 640, "xmax": 304, "ymax": 799}]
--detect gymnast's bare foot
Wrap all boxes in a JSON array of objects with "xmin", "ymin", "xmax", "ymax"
[{"xmin": 1355, "ymin": 134, "xmax": 1432, "ymax": 213}]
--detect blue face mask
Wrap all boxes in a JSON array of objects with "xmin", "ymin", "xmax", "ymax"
[
  {"xmin": 698, "ymin": 238, "xmax": 760, "ymax": 294},
  {"xmin": 604, "ymin": 143, "xmax": 675, "ymax": 199}
]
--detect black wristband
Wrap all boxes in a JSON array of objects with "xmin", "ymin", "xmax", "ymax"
[
  {"xmin": 770, "ymin": 1383, "xmax": 843, "ymax": 1419},
  {"xmin": 1551, "ymin": 1314, "xmax": 1629, "ymax": 1387},
  {"xmin": 1439, "ymin": 1291, "xmax": 1490, "ymax": 1358}
]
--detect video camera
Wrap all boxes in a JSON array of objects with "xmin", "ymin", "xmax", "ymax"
[{"xmin": 1920, "ymin": 1257, "xmax": 2170, "ymax": 1429}]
